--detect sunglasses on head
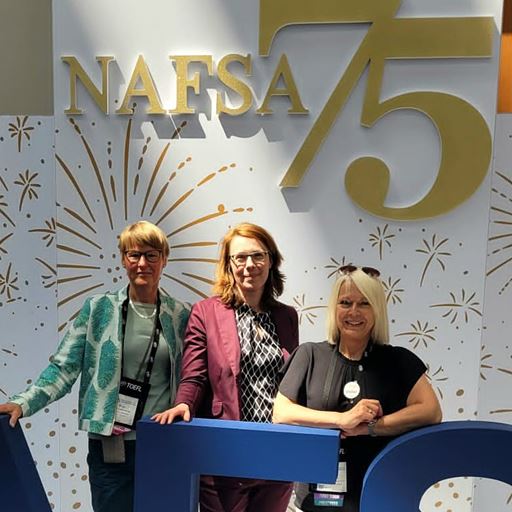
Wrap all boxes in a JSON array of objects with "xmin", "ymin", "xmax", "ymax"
[{"xmin": 338, "ymin": 265, "xmax": 380, "ymax": 278}]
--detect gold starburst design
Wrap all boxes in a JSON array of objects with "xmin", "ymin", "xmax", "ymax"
[
  {"xmin": 430, "ymin": 290, "xmax": 482, "ymax": 324},
  {"xmin": 29, "ymin": 218, "xmax": 57, "ymax": 247},
  {"xmin": 396, "ymin": 320, "xmax": 436, "ymax": 349},
  {"xmin": 324, "ymin": 256, "xmax": 351, "ymax": 279},
  {"xmin": 489, "ymin": 407, "xmax": 512, "ymax": 416},
  {"xmin": 292, "ymin": 294, "xmax": 326, "ymax": 325},
  {"xmin": 0, "ymin": 263, "xmax": 19, "ymax": 302},
  {"xmin": 486, "ymin": 171, "xmax": 512, "ymax": 294},
  {"xmin": 382, "ymin": 276, "xmax": 403, "ymax": 305},
  {"xmin": 8, "ymin": 116, "xmax": 35, "ymax": 152},
  {"xmin": 14, "ymin": 170, "xmax": 41, "ymax": 211},
  {"xmin": 480, "ymin": 345, "xmax": 493, "ymax": 380},
  {"xmin": 369, "ymin": 224, "xmax": 395, "ymax": 260},
  {"xmin": 52, "ymin": 116, "xmax": 252, "ymax": 332},
  {"xmin": 415, "ymin": 234, "xmax": 451, "ymax": 287},
  {"xmin": 0, "ymin": 232, "xmax": 13, "ymax": 256},
  {"xmin": 0, "ymin": 195, "xmax": 15, "ymax": 227},
  {"xmin": 1, "ymin": 344, "xmax": 18, "ymax": 360},
  {"xmin": 480, "ymin": 344, "xmax": 512, "ymax": 381},
  {"xmin": 0, "ymin": 344, "xmax": 18, "ymax": 397},
  {"xmin": 35, "ymin": 258, "xmax": 57, "ymax": 289},
  {"xmin": 425, "ymin": 364, "xmax": 448, "ymax": 400}
]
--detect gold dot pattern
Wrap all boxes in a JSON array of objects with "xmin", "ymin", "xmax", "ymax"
[{"xmin": 421, "ymin": 478, "xmax": 472, "ymax": 512}]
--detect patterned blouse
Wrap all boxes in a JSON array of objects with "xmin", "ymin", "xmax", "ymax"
[{"xmin": 235, "ymin": 303, "xmax": 284, "ymax": 422}]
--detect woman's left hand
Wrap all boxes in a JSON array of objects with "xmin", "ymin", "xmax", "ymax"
[
  {"xmin": 340, "ymin": 399, "xmax": 382, "ymax": 437},
  {"xmin": 340, "ymin": 398, "xmax": 382, "ymax": 430}
]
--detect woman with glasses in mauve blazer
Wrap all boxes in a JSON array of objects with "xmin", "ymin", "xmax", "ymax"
[{"xmin": 154, "ymin": 222, "xmax": 298, "ymax": 512}]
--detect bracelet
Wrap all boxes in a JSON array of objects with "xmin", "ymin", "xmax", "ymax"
[{"xmin": 367, "ymin": 419, "xmax": 378, "ymax": 437}]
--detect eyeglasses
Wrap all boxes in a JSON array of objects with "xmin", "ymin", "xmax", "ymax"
[
  {"xmin": 338, "ymin": 265, "xmax": 380, "ymax": 278},
  {"xmin": 124, "ymin": 250, "xmax": 162, "ymax": 263},
  {"xmin": 230, "ymin": 251, "xmax": 269, "ymax": 267}
]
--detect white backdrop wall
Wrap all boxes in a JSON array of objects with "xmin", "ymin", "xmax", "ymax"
[{"xmin": 0, "ymin": 0, "xmax": 510, "ymax": 510}]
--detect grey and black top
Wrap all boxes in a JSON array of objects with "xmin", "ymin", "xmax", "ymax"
[{"xmin": 279, "ymin": 340, "xmax": 427, "ymax": 512}]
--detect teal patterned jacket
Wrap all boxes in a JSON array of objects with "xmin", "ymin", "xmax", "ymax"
[{"xmin": 10, "ymin": 287, "xmax": 190, "ymax": 436}]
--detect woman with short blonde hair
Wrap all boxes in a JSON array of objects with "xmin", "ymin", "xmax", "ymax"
[
  {"xmin": 0, "ymin": 220, "xmax": 189, "ymax": 512},
  {"xmin": 118, "ymin": 220, "xmax": 170, "ymax": 259}
]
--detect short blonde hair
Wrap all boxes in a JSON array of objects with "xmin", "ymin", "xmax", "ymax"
[
  {"xmin": 326, "ymin": 269, "xmax": 389, "ymax": 346},
  {"xmin": 118, "ymin": 221, "xmax": 169, "ymax": 259},
  {"xmin": 213, "ymin": 223, "xmax": 285, "ymax": 308}
]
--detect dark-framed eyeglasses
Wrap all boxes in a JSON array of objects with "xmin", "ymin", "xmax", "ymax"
[
  {"xmin": 338, "ymin": 264, "xmax": 380, "ymax": 278},
  {"xmin": 124, "ymin": 250, "xmax": 162, "ymax": 263},
  {"xmin": 230, "ymin": 251, "xmax": 269, "ymax": 267}
]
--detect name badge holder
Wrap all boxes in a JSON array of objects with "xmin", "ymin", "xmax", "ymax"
[
  {"xmin": 313, "ymin": 448, "xmax": 347, "ymax": 508},
  {"xmin": 115, "ymin": 376, "xmax": 151, "ymax": 430}
]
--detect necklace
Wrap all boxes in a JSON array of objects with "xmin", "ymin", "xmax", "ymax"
[{"xmin": 129, "ymin": 299, "xmax": 156, "ymax": 320}]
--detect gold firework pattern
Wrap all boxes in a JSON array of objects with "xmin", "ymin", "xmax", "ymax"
[
  {"xmin": 8, "ymin": 116, "xmax": 35, "ymax": 152},
  {"xmin": 382, "ymin": 276, "xmax": 403, "ymax": 305},
  {"xmin": 480, "ymin": 345, "xmax": 512, "ymax": 381},
  {"xmin": 0, "ymin": 344, "xmax": 18, "ymax": 396},
  {"xmin": 0, "ymin": 194, "xmax": 15, "ymax": 227},
  {"xmin": 29, "ymin": 218, "xmax": 57, "ymax": 247},
  {"xmin": 489, "ymin": 406, "xmax": 512, "ymax": 416},
  {"xmin": 0, "ymin": 263, "xmax": 19, "ymax": 303},
  {"xmin": 369, "ymin": 224, "xmax": 395, "ymax": 260},
  {"xmin": 395, "ymin": 320, "xmax": 436, "ymax": 349},
  {"xmin": 35, "ymin": 258, "xmax": 57, "ymax": 289},
  {"xmin": 415, "ymin": 234, "xmax": 451, "ymax": 287},
  {"xmin": 430, "ymin": 290, "xmax": 482, "ymax": 324},
  {"xmin": 0, "ymin": 231, "xmax": 13, "ymax": 256},
  {"xmin": 14, "ymin": 170, "xmax": 41, "ymax": 211},
  {"xmin": 324, "ymin": 256, "xmax": 352, "ymax": 279},
  {"xmin": 487, "ymin": 170, "xmax": 512, "ymax": 294},
  {"xmin": 425, "ymin": 364, "xmax": 448, "ymax": 400},
  {"xmin": 292, "ymin": 294, "xmax": 326, "ymax": 325},
  {"xmin": 51, "ymin": 116, "xmax": 252, "ymax": 331},
  {"xmin": 480, "ymin": 345, "xmax": 493, "ymax": 380}
]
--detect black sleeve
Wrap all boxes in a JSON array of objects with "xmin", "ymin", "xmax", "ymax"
[
  {"xmin": 393, "ymin": 346, "xmax": 428, "ymax": 398},
  {"xmin": 278, "ymin": 343, "xmax": 313, "ymax": 405}
]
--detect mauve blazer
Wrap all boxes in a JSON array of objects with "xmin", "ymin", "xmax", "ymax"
[{"xmin": 174, "ymin": 296, "xmax": 299, "ymax": 420}]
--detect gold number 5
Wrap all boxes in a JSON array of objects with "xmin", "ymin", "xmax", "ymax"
[{"xmin": 260, "ymin": 0, "xmax": 493, "ymax": 220}]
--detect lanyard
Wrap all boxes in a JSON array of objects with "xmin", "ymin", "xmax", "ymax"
[{"xmin": 120, "ymin": 291, "xmax": 162, "ymax": 386}]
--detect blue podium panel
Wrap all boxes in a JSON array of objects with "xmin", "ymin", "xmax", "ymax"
[
  {"xmin": 360, "ymin": 420, "xmax": 512, "ymax": 512},
  {"xmin": 0, "ymin": 414, "xmax": 52, "ymax": 511},
  {"xmin": 135, "ymin": 417, "xmax": 340, "ymax": 512}
]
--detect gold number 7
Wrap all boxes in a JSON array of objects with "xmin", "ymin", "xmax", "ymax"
[{"xmin": 259, "ymin": 0, "xmax": 493, "ymax": 220}]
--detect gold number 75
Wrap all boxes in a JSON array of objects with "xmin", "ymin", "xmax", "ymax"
[{"xmin": 259, "ymin": 0, "xmax": 493, "ymax": 220}]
